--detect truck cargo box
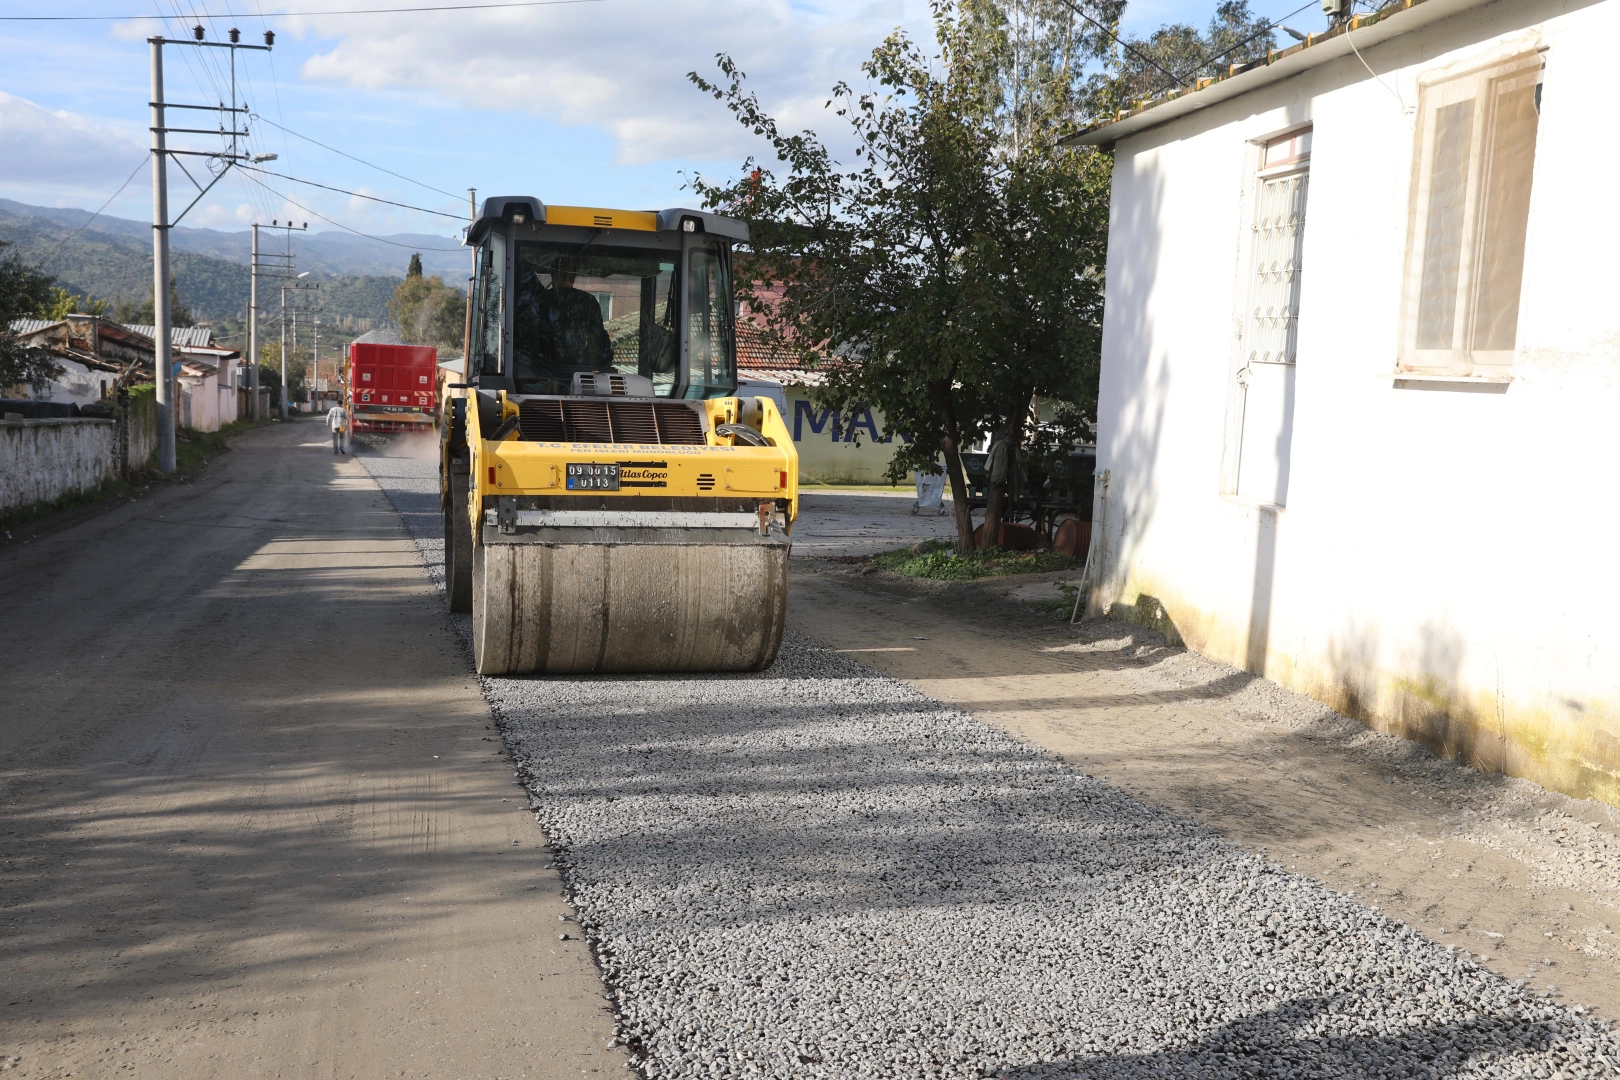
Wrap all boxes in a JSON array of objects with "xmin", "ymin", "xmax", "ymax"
[{"xmin": 346, "ymin": 341, "xmax": 437, "ymax": 432}]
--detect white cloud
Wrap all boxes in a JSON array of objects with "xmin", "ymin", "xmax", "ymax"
[
  {"xmin": 294, "ymin": 0, "xmax": 927, "ymax": 167},
  {"xmin": 0, "ymin": 91, "xmax": 147, "ymax": 188}
]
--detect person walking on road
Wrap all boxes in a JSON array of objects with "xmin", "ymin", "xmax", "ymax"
[{"xmin": 326, "ymin": 402, "xmax": 349, "ymax": 454}]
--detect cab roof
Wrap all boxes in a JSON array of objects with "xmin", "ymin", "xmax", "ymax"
[{"xmin": 466, "ymin": 196, "xmax": 749, "ymax": 246}]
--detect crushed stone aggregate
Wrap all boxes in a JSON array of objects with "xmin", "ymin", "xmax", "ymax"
[{"xmin": 361, "ymin": 455, "xmax": 1620, "ymax": 1079}]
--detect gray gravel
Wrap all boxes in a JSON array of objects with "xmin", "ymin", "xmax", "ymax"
[{"xmin": 362, "ymin": 453, "xmax": 1620, "ymax": 1080}]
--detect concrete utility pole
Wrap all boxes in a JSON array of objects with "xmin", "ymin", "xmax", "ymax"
[
  {"xmin": 249, "ymin": 224, "xmax": 259, "ymax": 419},
  {"xmin": 150, "ymin": 39, "xmax": 175, "ymax": 474},
  {"xmin": 312, "ymin": 317, "xmax": 320, "ymax": 408},
  {"xmin": 251, "ymin": 221, "xmax": 303, "ymax": 421},
  {"xmin": 280, "ymin": 283, "xmax": 288, "ymax": 421},
  {"xmin": 147, "ymin": 26, "xmax": 271, "ymax": 466},
  {"xmin": 280, "ymin": 271, "xmax": 314, "ymax": 420}
]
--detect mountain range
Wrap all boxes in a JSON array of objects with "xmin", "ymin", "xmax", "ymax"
[{"xmin": 0, "ymin": 199, "xmax": 472, "ymax": 338}]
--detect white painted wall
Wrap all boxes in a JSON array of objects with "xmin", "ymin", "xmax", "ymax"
[
  {"xmin": 784, "ymin": 385, "xmax": 911, "ymax": 484},
  {"xmin": 0, "ymin": 418, "xmax": 116, "ymax": 511},
  {"xmin": 38, "ymin": 357, "xmax": 114, "ymax": 408},
  {"xmin": 1092, "ymin": 0, "xmax": 1620, "ymax": 802}
]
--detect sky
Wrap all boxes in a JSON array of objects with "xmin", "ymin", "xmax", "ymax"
[{"xmin": 0, "ymin": 0, "xmax": 1335, "ymax": 252}]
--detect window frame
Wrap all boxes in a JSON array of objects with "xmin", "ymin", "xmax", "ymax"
[
  {"xmin": 1221, "ymin": 124, "xmax": 1312, "ymax": 507},
  {"xmin": 1243, "ymin": 128, "xmax": 1312, "ymax": 369},
  {"xmin": 1397, "ymin": 51, "xmax": 1544, "ymax": 376}
]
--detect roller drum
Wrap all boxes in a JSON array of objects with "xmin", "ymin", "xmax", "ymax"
[
  {"xmin": 472, "ymin": 538, "xmax": 788, "ymax": 675},
  {"xmin": 444, "ymin": 472, "xmax": 473, "ymax": 613}
]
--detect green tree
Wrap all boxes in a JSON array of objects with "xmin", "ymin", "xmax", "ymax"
[
  {"xmin": 113, "ymin": 278, "xmax": 196, "ymax": 329},
  {"xmin": 388, "ymin": 272, "xmax": 465, "ymax": 351},
  {"xmin": 690, "ymin": 0, "xmax": 1110, "ymax": 551},
  {"xmin": 1082, "ymin": 0, "xmax": 1276, "ymax": 121},
  {"xmin": 0, "ymin": 240, "xmax": 61, "ymax": 394},
  {"xmin": 40, "ymin": 287, "xmax": 110, "ymax": 320},
  {"xmin": 407, "ymin": 253, "xmax": 424, "ymax": 278}
]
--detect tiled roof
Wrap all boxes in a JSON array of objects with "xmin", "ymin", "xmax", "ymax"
[
  {"xmin": 736, "ymin": 323, "xmax": 810, "ymax": 372},
  {"xmin": 1061, "ymin": 0, "xmax": 1486, "ymax": 146}
]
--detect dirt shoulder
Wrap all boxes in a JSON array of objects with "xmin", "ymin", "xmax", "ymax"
[{"xmin": 789, "ymin": 559, "xmax": 1620, "ymax": 1021}]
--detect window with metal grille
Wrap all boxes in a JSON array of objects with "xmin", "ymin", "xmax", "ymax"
[
  {"xmin": 1245, "ymin": 131, "xmax": 1310, "ymax": 366},
  {"xmin": 1233, "ymin": 129, "xmax": 1310, "ymax": 507},
  {"xmin": 1399, "ymin": 52, "xmax": 1542, "ymax": 374}
]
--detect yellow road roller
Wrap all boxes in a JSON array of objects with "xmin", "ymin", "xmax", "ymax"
[{"xmin": 440, "ymin": 197, "xmax": 798, "ymax": 676}]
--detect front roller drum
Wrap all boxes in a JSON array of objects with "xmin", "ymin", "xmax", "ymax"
[{"xmin": 471, "ymin": 541, "xmax": 788, "ymax": 675}]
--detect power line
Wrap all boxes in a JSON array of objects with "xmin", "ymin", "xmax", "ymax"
[
  {"xmin": 240, "ymin": 170, "xmax": 464, "ymax": 250},
  {"xmin": 238, "ymin": 164, "xmax": 465, "ymax": 218},
  {"xmin": 3, "ymin": 0, "xmax": 611, "ymax": 19},
  {"xmin": 1053, "ymin": 0, "xmax": 1188, "ymax": 88},
  {"xmin": 42, "ymin": 157, "xmax": 151, "ymax": 262},
  {"xmin": 248, "ymin": 112, "xmax": 463, "ymax": 200}
]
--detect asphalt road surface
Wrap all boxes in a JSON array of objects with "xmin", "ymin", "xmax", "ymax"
[{"xmin": 0, "ymin": 420, "xmax": 621, "ymax": 1079}]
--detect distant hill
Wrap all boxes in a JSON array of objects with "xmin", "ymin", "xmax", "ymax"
[
  {"xmin": 0, "ymin": 199, "xmax": 469, "ymax": 279},
  {"xmin": 0, "ymin": 203, "xmax": 443, "ymax": 337}
]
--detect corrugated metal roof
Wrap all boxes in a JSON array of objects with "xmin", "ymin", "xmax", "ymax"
[
  {"xmin": 9, "ymin": 318, "xmax": 59, "ymax": 336},
  {"xmin": 126, "ymin": 324, "xmax": 215, "ymax": 348}
]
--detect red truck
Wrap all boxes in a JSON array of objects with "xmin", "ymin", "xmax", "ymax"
[{"xmin": 346, "ymin": 341, "xmax": 437, "ymax": 433}]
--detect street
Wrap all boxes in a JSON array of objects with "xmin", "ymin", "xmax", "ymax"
[{"xmin": 2, "ymin": 420, "xmax": 1618, "ymax": 1079}]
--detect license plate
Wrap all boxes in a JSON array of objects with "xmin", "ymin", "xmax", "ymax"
[{"xmin": 566, "ymin": 463, "xmax": 619, "ymax": 491}]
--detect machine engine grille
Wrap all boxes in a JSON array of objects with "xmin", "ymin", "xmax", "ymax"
[{"xmin": 517, "ymin": 398, "xmax": 707, "ymax": 445}]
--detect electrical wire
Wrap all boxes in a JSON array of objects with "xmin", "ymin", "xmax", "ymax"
[
  {"xmin": 1059, "ymin": 0, "xmax": 1319, "ymax": 136},
  {"xmin": 3, "ymin": 0, "xmax": 611, "ymax": 19},
  {"xmin": 42, "ymin": 157, "xmax": 151, "ymax": 262},
  {"xmin": 1052, "ymin": 0, "xmax": 1188, "ymax": 88},
  {"xmin": 248, "ymin": 113, "xmax": 463, "ymax": 200},
  {"xmin": 238, "ymin": 164, "xmax": 465, "ymax": 218},
  {"xmin": 240, "ymin": 170, "xmax": 463, "ymax": 249}
]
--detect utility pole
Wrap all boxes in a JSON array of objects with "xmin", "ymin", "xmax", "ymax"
[
  {"xmin": 280, "ymin": 271, "xmax": 316, "ymax": 420},
  {"xmin": 149, "ymin": 39, "xmax": 174, "ymax": 473},
  {"xmin": 249, "ymin": 224, "xmax": 259, "ymax": 419},
  {"xmin": 312, "ymin": 316, "xmax": 320, "ymax": 410},
  {"xmin": 147, "ymin": 25, "xmax": 272, "ymax": 469},
  {"xmin": 251, "ymin": 220, "xmax": 303, "ymax": 421},
  {"xmin": 280, "ymin": 282, "xmax": 288, "ymax": 421}
]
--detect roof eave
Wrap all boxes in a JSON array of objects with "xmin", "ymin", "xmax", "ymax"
[{"xmin": 1060, "ymin": 0, "xmax": 1495, "ymax": 147}]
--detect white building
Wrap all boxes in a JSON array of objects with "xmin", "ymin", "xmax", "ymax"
[
  {"xmin": 1072, "ymin": 0, "xmax": 1620, "ymax": 804},
  {"xmin": 127, "ymin": 326, "xmax": 242, "ymax": 431}
]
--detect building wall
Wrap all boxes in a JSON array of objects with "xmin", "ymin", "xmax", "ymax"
[
  {"xmin": 1092, "ymin": 0, "xmax": 1620, "ymax": 804},
  {"xmin": 44, "ymin": 358, "xmax": 115, "ymax": 407},
  {"xmin": 0, "ymin": 418, "xmax": 116, "ymax": 512},
  {"xmin": 783, "ymin": 385, "xmax": 910, "ymax": 484}
]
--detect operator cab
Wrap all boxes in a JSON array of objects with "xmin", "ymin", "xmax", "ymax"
[{"xmin": 465, "ymin": 197, "xmax": 745, "ymax": 401}]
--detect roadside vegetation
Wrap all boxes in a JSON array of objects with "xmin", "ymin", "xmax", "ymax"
[
  {"xmin": 691, "ymin": 0, "xmax": 1276, "ymax": 556},
  {"xmin": 869, "ymin": 538, "xmax": 1075, "ymax": 581}
]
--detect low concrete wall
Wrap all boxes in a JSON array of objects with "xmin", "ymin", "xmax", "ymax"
[{"xmin": 1, "ymin": 418, "xmax": 117, "ymax": 512}]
